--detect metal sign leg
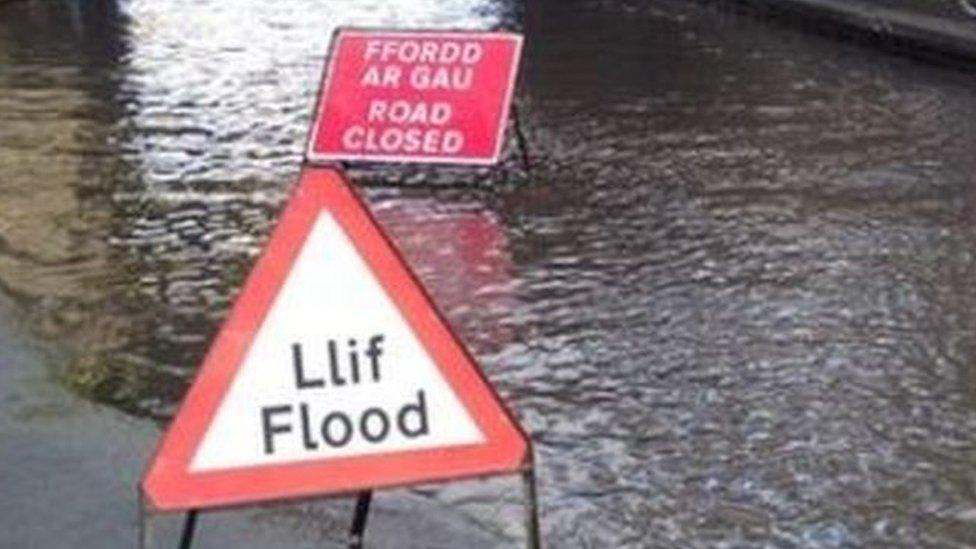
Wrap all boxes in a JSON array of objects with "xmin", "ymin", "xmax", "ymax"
[
  {"xmin": 522, "ymin": 467, "xmax": 542, "ymax": 549},
  {"xmin": 138, "ymin": 476, "xmax": 537, "ymax": 548},
  {"xmin": 511, "ymin": 103, "xmax": 533, "ymax": 176},
  {"xmin": 178, "ymin": 510, "xmax": 199, "ymax": 549},
  {"xmin": 348, "ymin": 490, "xmax": 373, "ymax": 549},
  {"xmin": 138, "ymin": 495, "xmax": 152, "ymax": 549}
]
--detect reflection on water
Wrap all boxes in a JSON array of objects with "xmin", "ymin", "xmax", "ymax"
[{"xmin": 3, "ymin": 0, "xmax": 976, "ymax": 546}]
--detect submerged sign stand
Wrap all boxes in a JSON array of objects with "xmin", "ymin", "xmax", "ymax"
[{"xmin": 140, "ymin": 28, "xmax": 537, "ymax": 549}]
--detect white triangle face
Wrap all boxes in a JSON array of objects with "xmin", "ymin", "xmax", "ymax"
[{"xmin": 191, "ymin": 212, "xmax": 485, "ymax": 472}]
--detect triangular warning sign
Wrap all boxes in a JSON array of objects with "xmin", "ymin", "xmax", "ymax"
[{"xmin": 142, "ymin": 167, "xmax": 528, "ymax": 511}]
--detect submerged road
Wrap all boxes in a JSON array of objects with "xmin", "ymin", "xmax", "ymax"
[{"xmin": 2, "ymin": 0, "xmax": 976, "ymax": 547}]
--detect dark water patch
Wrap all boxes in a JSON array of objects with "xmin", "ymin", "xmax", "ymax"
[{"xmin": 490, "ymin": 1, "xmax": 976, "ymax": 545}]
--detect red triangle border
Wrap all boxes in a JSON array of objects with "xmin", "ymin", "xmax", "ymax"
[{"xmin": 142, "ymin": 167, "xmax": 529, "ymax": 511}]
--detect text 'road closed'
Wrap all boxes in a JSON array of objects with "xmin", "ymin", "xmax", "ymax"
[{"xmin": 308, "ymin": 30, "xmax": 523, "ymax": 165}]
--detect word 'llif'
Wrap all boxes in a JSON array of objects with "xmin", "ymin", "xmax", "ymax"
[{"xmin": 291, "ymin": 335, "xmax": 385, "ymax": 389}]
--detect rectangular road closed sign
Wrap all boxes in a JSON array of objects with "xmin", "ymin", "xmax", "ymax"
[{"xmin": 306, "ymin": 29, "xmax": 523, "ymax": 165}]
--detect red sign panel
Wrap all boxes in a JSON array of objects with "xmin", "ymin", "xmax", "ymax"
[
  {"xmin": 141, "ymin": 167, "xmax": 529, "ymax": 511},
  {"xmin": 307, "ymin": 29, "xmax": 523, "ymax": 165}
]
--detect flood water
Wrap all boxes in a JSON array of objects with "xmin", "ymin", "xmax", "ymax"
[{"xmin": 3, "ymin": 0, "xmax": 976, "ymax": 546}]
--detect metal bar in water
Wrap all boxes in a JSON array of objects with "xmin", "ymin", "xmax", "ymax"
[
  {"xmin": 348, "ymin": 490, "xmax": 373, "ymax": 549},
  {"xmin": 138, "ymin": 494, "xmax": 151, "ymax": 549},
  {"xmin": 178, "ymin": 510, "xmax": 199, "ymax": 549},
  {"xmin": 511, "ymin": 102, "xmax": 533, "ymax": 175},
  {"xmin": 523, "ymin": 466, "xmax": 542, "ymax": 549}
]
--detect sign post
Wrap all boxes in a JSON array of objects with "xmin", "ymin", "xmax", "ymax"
[{"xmin": 140, "ymin": 28, "xmax": 536, "ymax": 548}]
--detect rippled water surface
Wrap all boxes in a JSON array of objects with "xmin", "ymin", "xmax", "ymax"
[{"xmin": 3, "ymin": 0, "xmax": 976, "ymax": 546}]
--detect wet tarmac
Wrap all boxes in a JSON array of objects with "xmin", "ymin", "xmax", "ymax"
[{"xmin": 3, "ymin": 0, "xmax": 976, "ymax": 547}]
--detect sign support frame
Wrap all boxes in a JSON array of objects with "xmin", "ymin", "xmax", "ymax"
[
  {"xmin": 348, "ymin": 490, "xmax": 373, "ymax": 549},
  {"xmin": 510, "ymin": 101, "xmax": 532, "ymax": 176},
  {"xmin": 136, "ymin": 451, "xmax": 542, "ymax": 548},
  {"xmin": 178, "ymin": 509, "xmax": 199, "ymax": 549},
  {"xmin": 522, "ymin": 456, "xmax": 543, "ymax": 549}
]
